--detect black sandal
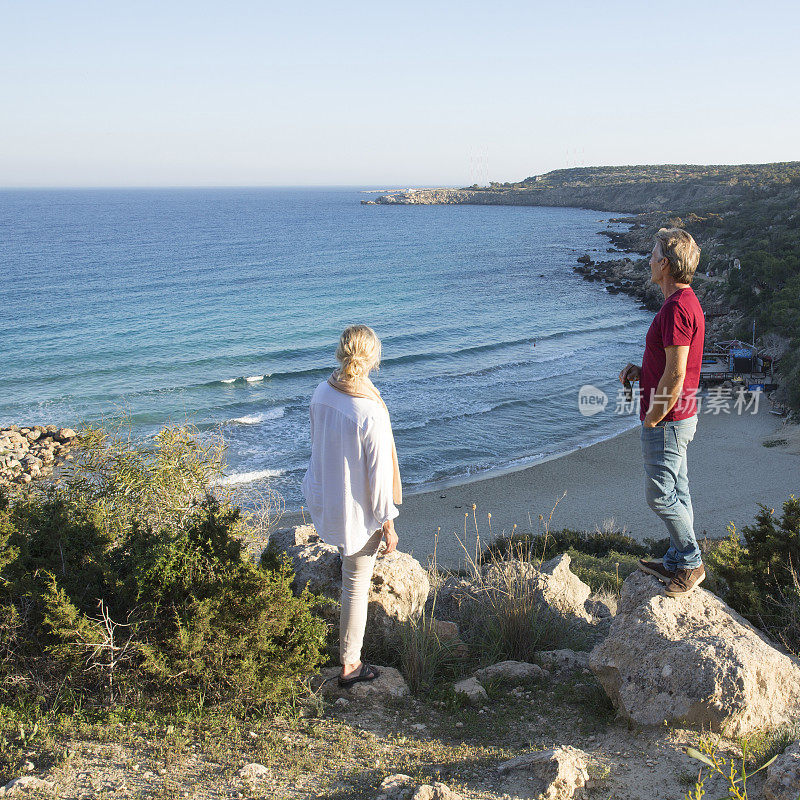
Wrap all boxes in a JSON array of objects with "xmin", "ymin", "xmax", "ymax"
[{"xmin": 337, "ymin": 662, "xmax": 381, "ymax": 688}]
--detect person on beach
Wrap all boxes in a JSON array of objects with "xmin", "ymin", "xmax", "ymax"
[
  {"xmin": 302, "ymin": 324, "xmax": 402, "ymax": 687},
  {"xmin": 619, "ymin": 228, "xmax": 706, "ymax": 597}
]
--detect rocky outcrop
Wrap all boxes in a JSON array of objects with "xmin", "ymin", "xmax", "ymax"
[
  {"xmin": 590, "ymin": 572, "xmax": 800, "ymax": 735},
  {"xmin": 765, "ymin": 741, "xmax": 800, "ymax": 800},
  {"xmin": 572, "ymin": 257, "xmax": 662, "ymax": 311},
  {"xmin": 269, "ymin": 525, "xmax": 430, "ymax": 639},
  {"xmin": 498, "ymin": 746, "xmax": 590, "ymax": 800},
  {"xmin": 0, "ymin": 425, "xmax": 77, "ymax": 486}
]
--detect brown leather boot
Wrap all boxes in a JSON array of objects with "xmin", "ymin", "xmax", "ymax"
[
  {"xmin": 638, "ymin": 559, "xmax": 676, "ymax": 584},
  {"xmin": 665, "ymin": 564, "xmax": 706, "ymax": 597}
]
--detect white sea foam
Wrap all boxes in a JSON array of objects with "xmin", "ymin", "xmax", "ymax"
[
  {"xmin": 230, "ymin": 407, "xmax": 285, "ymax": 425},
  {"xmin": 221, "ymin": 378, "xmax": 237, "ymax": 384},
  {"xmin": 232, "ymin": 414, "xmax": 263, "ymax": 424},
  {"xmin": 246, "ymin": 375, "xmax": 265, "ymax": 382},
  {"xmin": 214, "ymin": 468, "xmax": 285, "ymax": 486}
]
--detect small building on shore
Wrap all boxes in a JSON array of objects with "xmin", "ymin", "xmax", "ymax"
[{"xmin": 700, "ymin": 339, "xmax": 776, "ymax": 391}]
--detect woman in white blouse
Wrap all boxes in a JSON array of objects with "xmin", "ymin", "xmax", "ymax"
[{"xmin": 302, "ymin": 325, "xmax": 402, "ymax": 688}]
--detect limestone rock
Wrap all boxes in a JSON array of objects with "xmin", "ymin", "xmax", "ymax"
[
  {"xmin": 378, "ymin": 774, "xmax": 415, "ymax": 800},
  {"xmin": 317, "ymin": 665, "xmax": 409, "ymax": 702},
  {"xmin": 411, "ymin": 783, "xmax": 462, "ymax": 800},
  {"xmin": 590, "ymin": 572, "xmax": 800, "ymax": 735},
  {"xmin": 585, "ymin": 593, "xmax": 616, "ymax": 618},
  {"xmin": 538, "ymin": 649, "xmax": 590, "ymax": 673},
  {"xmin": 269, "ymin": 525, "xmax": 429, "ymax": 638},
  {"xmin": 2, "ymin": 775, "xmax": 55, "ymax": 795},
  {"xmin": 483, "ymin": 554, "xmax": 593, "ymax": 623},
  {"xmin": 432, "ymin": 619, "xmax": 468, "ymax": 658},
  {"xmin": 765, "ymin": 741, "xmax": 800, "ymax": 800},
  {"xmin": 453, "ymin": 677, "xmax": 488, "ymax": 704},
  {"xmin": 269, "ymin": 525, "xmax": 341, "ymax": 606},
  {"xmin": 370, "ymin": 549, "xmax": 430, "ymax": 637},
  {"xmin": 378, "ymin": 773, "xmax": 415, "ymax": 800},
  {"xmin": 433, "ymin": 620, "xmax": 459, "ymax": 641},
  {"xmin": 238, "ymin": 762, "xmax": 269, "ymax": 779},
  {"xmin": 474, "ymin": 660, "xmax": 544, "ymax": 683},
  {"xmin": 498, "ymin": 745, "xmax": 590, "ymax": 800}
]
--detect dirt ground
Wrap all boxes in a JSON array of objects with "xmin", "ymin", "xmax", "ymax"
[{"xmin": 2, "ymin": 669, "xmax": 766, "ymax": 800}]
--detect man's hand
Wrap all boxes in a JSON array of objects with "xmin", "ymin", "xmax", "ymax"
[
  {"xmin": 381, "ymin": 519, "xmax": 398, "ymax": 554},
  {"xmin": 619, "ymin": 363, "xmax": 641, "ymax": 384}
]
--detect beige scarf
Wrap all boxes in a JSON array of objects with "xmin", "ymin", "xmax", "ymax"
[{"xmin": 327, "ymin": 371, "xmax": 403, "ymax": 505}]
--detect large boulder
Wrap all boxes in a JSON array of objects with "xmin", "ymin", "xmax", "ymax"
[
  {"xmin": 590, "ymin": 572, "xmax": 800, "ymax": 735},
  {"xmin": 269, "ymin": 525, "xmax": 429, "ymax": 638}
]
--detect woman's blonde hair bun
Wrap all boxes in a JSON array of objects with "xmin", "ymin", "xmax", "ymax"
[{"xmin": 335, "ymin": 324, "xmax": 381, "ymax": 382}]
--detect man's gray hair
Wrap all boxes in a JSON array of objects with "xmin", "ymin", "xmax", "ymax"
[{"xmin": 654, "ymin": 228, "xmax": 701, "ymax": 283}]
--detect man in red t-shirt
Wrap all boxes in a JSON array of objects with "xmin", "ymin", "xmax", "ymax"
[{"xmin": 619, "ymin": 228, "xmax": 706, "ymax": 597}]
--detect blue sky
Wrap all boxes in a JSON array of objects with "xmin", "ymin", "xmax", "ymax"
[{"xmin": 2, "ymin": 0, "xmax": 798, "ymax": 186}]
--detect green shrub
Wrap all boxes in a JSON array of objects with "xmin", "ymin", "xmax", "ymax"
[
  {"xmin": 481, "ymin": 527, "xmax": 669, "ymax": 563},
  {"xmin": 706, "ymin": 496, "xmax": 800, "ymax": 653},
  {"xmin": 0, "ymin": 424, "xmax": 326, "ymax": 711},
  {"xmin": 565, "ymin": 549, "xmax": 641, "ymax": 595}
]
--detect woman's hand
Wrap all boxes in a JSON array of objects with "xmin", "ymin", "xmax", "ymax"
[{"xmin": 381, "ymin": 519, "xmax": 398, "ymax": 554}]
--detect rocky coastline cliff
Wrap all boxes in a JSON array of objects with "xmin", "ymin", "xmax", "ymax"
[{"xmin": 362, "ymin": 162, "xmax": 800, "ymax": 215}]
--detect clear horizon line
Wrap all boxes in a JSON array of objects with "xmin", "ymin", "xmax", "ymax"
[{"xmin": 0, "ymin": 183, "xmax": 462, "ymax": 191}]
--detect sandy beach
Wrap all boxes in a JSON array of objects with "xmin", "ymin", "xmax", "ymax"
[{"xmin": 392, "ymin": 406, "xmax": 800, "ymax": 567}]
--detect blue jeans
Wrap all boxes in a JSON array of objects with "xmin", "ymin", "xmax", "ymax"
[{"xmin": 641, "ymin": 415, "xmax": 702, "ymax": 570}]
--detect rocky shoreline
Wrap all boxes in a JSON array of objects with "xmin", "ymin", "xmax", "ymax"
[{"xmin": 0, "ymin": 425, "xmax": 78, "ymax": 487}]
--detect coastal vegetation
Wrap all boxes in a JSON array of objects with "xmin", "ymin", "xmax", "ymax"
[
  {"xmin": 1, "ymin": 424, "xmax": 799, "ymax": 797},
  {"xmin": 705, "ymin": 496, "xmax": 800, "ymax": 655},
  {"xmin": 0, "ymin": 425, "xmax": 326, "ymax": 715}
]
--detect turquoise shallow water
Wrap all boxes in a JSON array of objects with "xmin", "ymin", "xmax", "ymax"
[{"xmin": 0, "ymin": 188, "xmax": 651, "ymax": 506}]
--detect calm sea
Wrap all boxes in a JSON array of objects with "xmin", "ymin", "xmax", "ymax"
[{"xmin": 0, "ymin": 188, "xmax": 651, "ymax": 506}]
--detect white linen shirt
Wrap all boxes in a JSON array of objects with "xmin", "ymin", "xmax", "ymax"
[{"xmin": 301, "ymin": 380, "xmax": 399, "ymax": 557}]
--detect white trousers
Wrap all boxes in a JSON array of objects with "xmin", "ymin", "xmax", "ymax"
[{"xmin": 338, "ymin": 529, "xmax": 383, "ymax": 664}]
